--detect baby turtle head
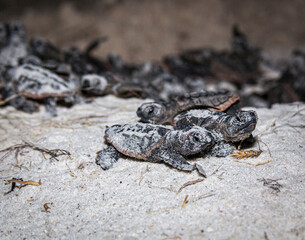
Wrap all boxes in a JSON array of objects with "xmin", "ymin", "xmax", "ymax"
[
  {"xmin": 167, "ymin": 126, "xmax": 215, "ymax": 156},
  {"xmin": 81, "ymin": 74, "xmax": 109, "ymax": 95},
  {"xmin": 136, "ymin": 102, "xmax": 167, "ymax": 124},
  {"xmin": 8, "ymin": 21, "xmax": 26, "ymax": 41},
  {"xmin": 221, "ymin": 110, "xmax": 258, "ymax": 142}
]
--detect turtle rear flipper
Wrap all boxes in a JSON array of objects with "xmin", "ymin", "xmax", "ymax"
[
  {"xmin": 96, "ymin": 146, "xmax": 121, "ymax": 170},
  {"xmin": 209, "ymin": 141, "xmax": 234, "ymax": 157},
  {"xmin": 8, "ymin": 96, "xmax": 38, "ymax": 113}
]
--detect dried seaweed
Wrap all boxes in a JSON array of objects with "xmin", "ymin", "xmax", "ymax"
[
  {"xmin": 231, "ymin": 137, "xmax": 273, "ymax": 166},
  {"xmin": 4, "ymin": 178, "xmax": 20, "ymax": 195},
  {"xmin": 231, "ymin": 150, "xmax": 262, "ymax": 159},
  {"xmin": 43, "ymin": 202, "xmax": 53, "ymax": 213},
  {"xmin": 0, "ymin": 141, "xmax": 71, "ymax": 163},
  {"xmin": 258, "ymin": 178, "xmax": 283, "ymax": 194},
  {"xmin": 4, "ymin": 178, "xmax": 42, "ymax": 194}
]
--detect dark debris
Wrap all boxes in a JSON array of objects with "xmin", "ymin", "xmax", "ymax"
[
  {"xmin": 0, "ymin": 22, "xmax": 304, "ymax": 114},
  {"xmin": 258, "ymin": 178, "xmax": 283, "ymax": 194}
]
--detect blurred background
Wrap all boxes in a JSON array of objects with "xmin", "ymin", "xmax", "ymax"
[{"xmin": 1, "ymin": 0, "xmax": 305, "ymax": 62}]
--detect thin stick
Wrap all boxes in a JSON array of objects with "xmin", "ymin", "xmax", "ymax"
[
  {"xmin": 181, "ymin": 195, "xmax": 189, "ymax": 209},
  {"xmin": 177, "ymin": 178, "xmax": 204, "ymax": 194},
  {"xmin": 235, "ymin": 160, "xmax": 272, "ymax": 166},
  {"xmin": 210, "ymin": 163, "xmax": 224, "ymax": 176},
  {"xmin": 5, "ymin": 178, "xmax": 42, "ymax": 188}
]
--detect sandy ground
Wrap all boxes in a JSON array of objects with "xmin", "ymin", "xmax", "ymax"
[{"xmin": 0, "ymin": 96, "xmax": 304, "ymax": 239}]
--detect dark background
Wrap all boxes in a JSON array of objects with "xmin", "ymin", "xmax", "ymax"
[{"xmin": 1, "ymin": 0, "xmax": 305, "ymax": 62}]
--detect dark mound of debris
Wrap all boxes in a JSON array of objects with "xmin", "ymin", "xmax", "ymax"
[{"xmin": 0, "ymin": 21, "xmax": 304, "ymax": 115}]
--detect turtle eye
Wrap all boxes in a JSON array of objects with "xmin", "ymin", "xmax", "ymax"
[
  {"xmin": 147, "ymin": 106, "xmax": 155, "ymax": 115},
  {"xmin": 12, "ymin": 24, "xmax": 21, "ymax": 33},
  {"xmin": 192, "ymin": 133, "xmax": 201, "ymax": 142},
  {"xmin": 35, "ymin": 40, "xmax": 43, "ymax": 48},
  {"xmin": 82, "ymin": 79, "xmax": 90, "ymax": 88}
]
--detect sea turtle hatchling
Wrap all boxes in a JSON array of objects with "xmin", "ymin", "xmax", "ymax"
[
  {"xmin": 0, "ymin": 21, "xmax": 27, "ymax": 67},
  {"xmin": 96, "ymin": 123, "xmax": 215, "ymax": 176},
  {"xmin": 3, "ymin": 63, "xmax": 76, "ymax": 115},
  {"xmin": 137, "ymin": 90, "xmax": 240, "ymax": 124},
  {"xmin": 81, "ymin": 73, "xmax": 155, "ymax": 98},
  {"xmin": 173, "ymin": 109, "xmax": 258, "ymax": 157}
]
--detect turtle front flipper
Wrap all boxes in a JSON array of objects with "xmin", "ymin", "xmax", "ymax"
[
  {"xmin": 45, "ymin": 97, "xmax": 57, "ymax": 117},
  {"xmin": 194, "ymin": 163, "xmax": 207, "ymax": 178},
  {"xmin": 96, "ymin": 146, "xmax": 121, "ymax": 170},
  {"xmin": 150, "ymin": 150, "xmax": 195, "ymax": 173},
  {"xmin": 9, "ymin": 96, "xmax": 38, "ymax": 113},
  {"xmin": 157, "ymin": 151, "xmax": 207, "ymax": 177},
  {"xmin": 1, "ymin": 86, "xmax": 38, "ymax": 113}
]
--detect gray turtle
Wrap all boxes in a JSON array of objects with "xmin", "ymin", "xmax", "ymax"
[
  {"xmin": 4, "ymin": 64, "xmax": 76, "ymax": 115},
  {"xmin": 96, "ymin": 123, "xmax": 215, "ymax": 176},
  {"xmin": 81, "ymin": 73, "xmax": 152, "ymax": 98},
  {"xmin": 0, "ymin": 21, "xmax": 27, "ymax": 67},
  {"xmin": 173, "ymin": 109, "xmax": 258, "ymax": 157},
  {"xmin": 81, "ymin": 73, "xmax": 117, "ymax": 96},
  {"xmin": 136, "ymin": 90, "xmax": 240, "ymax": 124}
]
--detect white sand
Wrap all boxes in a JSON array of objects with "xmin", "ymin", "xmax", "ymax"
[{"xmin": 0, "ymin": 96, "xmax": 304, "ymax": 240}]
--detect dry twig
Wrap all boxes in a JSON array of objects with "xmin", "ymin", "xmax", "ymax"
[
  {"xmin": 181, "ymin": 195, "xmax": 189, "ymax": 209},
  {"xmin": 177, "ymin": 178, "xmax": 204, "ymax": 194},
  {"xmin": 5, "ymin": 178, "xmax": 42, "ymax": 188},
  {"xmin": 66, "ymin": 163, "xmax": 77, "ymax": 177},
  {"xmin": 210, "ymin": 163, "xmax": 224, "ymax": 176},
  {"xmin": 4, "ymin": 178, "xmax": 42, "ymax": 194},
  {"xmin": 235, "ymin": 160, "xmax": 272, "ymax": 166}
]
